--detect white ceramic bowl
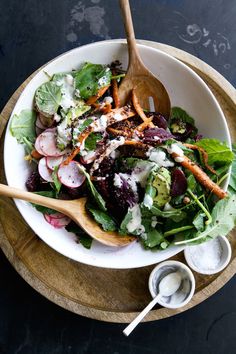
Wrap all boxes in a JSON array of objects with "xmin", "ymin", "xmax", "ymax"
[
  {"xmin": 3, "ymin": 39, "xmax": 231, "ymax": 269},
  {"xmin": 184, "ymin": 236, "xmax": 232, "ymax": 275},
  {"xmin": 149, "ymin": 260, "xmax": 195, "ymax": 309}
]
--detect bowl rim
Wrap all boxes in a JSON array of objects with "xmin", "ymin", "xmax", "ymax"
[
  {"xmin": 3, "ymin": 39, "xmax": 232, "ymax": 268},
  {"xmin": 148, "ymin": 260, "xmax": 196, "ymax": 309},
  {"xmin": 184, "ymin": 236, "xmax": 232, "ymax": 275}
]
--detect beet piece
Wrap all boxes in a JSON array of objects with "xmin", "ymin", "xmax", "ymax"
[
  {"xmin": 171, "ymin": 169, "xmax": 187, "ymax": 197},
  {"xmin": 147, "ymin": 112, "xmax": 168, "ymax": 129},
  {"xmin": 143, "ymin": 128, "xmax": 174, "ymax": 144},
  {"xmin": 25, "ymin": 171, "xmax": 41, "ymax": 192}
]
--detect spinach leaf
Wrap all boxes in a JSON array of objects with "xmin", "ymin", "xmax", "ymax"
[
  {"xmin": 74, "ymin": 62, "xmax": 112, "ymax": 100},
  {"xmin": 35, "ymin": 81, "xmax": 62, "ymax": 116},
  {"xmin": 196, "ymin": 138, "xmax": 234, "ymax": 166},
  {"xmin": 148, "ymin": 204, "xmax": 186, "ymax": 222},
  {"xmin": 32, "ymin": 191, "xmax": 57, "ymax": 214},
  {"xmin": 10, "ymin": 110, "xmax": 36, "ymax": 144},
  {"xmin": 171, "ymin": 107, "xmax": 195, "ymax": 125},
  {"xmin": 65, "ymin": 222, "xmax": 92, "ymax": 249},
  {"xmin": 51, "ymin": 167, "xmax": 62, "ymax": 195},
  {"xmin": 87, "ymin": 205, "xmax": 117, "ymax": 231},
  {"xmin": 142, "ymin": 228, "xmax": 165, "ymax": 249},
  {"xmin": 78, "ymin": 166, "xmax": 107, "ymax": 211},
  {"xmin": 175, "ymin": 194, "xmax": 236, "ymax": 245},
  {"xmin": 192, "ymin": 212, "xmax": 205, "ymax": 231},
  {"xmin": 85, "ymin": 133, "xmax": 103, "ymax": 151}
]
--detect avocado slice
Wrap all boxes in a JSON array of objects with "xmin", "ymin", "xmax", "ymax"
[{"xmin": 152, "ymin": 167, "xmax": 171, "ymax": 207}]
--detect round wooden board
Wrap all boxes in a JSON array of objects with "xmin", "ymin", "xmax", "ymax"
[{"xmin": 0, "ymin": 40, "xmax": 236, "ymax": 323}]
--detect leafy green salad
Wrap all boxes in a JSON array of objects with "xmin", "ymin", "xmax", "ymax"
[{"xmin": 10, "ymin": 61, "xmax": 236, "ymax": 250}]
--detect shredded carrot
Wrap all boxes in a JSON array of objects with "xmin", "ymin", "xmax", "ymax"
[
  {"xmin": 112, "ymin": 76, "xmax": 120, "ymax": 108},
  {"xmin": 172, "ymin": 152, "xmax": 227, "ymax": 199},
  {"xmin": 132, "ymin": 90, "xmax": 155, "ymax": 128},
  {"xmin": 101, "ymin": 102, "xmax": 112, "ymax": 113},
  {"xmin": 183, "ymin": 143, "xmax": 217, "ymax": 174},
  {"xmin": 31, "ymin": 149, "xmax": 42, "ymax": 159},
  {"xmin": 86, "ymin": 85, "xmax": 110, "ymax": 106},
  {"xmin": 63, "ymin": 128, "xmax": 93, "ymax": 165},
  {"xmin": 124, "ymin": 140, "xmax": 148, "ymax": 149}
]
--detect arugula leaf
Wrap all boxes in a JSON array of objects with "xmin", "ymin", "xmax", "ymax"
[
  {"xmin": 65, "ymin": 222, "xmax": 92, "ymax": 249},
  {"xmin": 119, "ymin": 209, "xmax": 133, "ymax": 235},
  {"xmin": 229, "ymin": 143, "xmax": 236, "ymax": 193},
  {"xmin": 10, "ymin": 110, "xmax": 36, "ymax": 144},
  {"xmin": 78, "ymin": 166, "xmax": 107, "ymax": 211},
  {"xmin": 192, "ymin": 212, "xmax": 205, "ymax": 231},
  {"xmin": 74, "ymin": 62, "xmax": 112, "ymax": 100},
  {"xmin": 35, "ymin": 81, "xmax": 62, "ymax": 116},
  {"xmin": 147, "ymin": 204, "xmax": 187, "ymax": 222},
  {"xmin": 87, "ymin": 205, "xmax": 117, "ymax": 231},
  {"xmin": 196, "ymin": 138, "xmax": 234, "ymax": 166},
  {"xmin": 32, "ymin": 191, "xmax": 57, "ymax": 214},
  {"xmin": 175, "ymin": 194, "xmax": 236, "ymax": 245},
  {"xmin": 85, "ymin": 133, "xmax": 103, "ymax": 151},
  {"xmin": 51, "ymin": 167, "xmax": 62, "ymax": 194}
]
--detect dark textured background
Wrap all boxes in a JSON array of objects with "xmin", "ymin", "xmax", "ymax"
[{"xmin": 1, "ymin": 0, "xmax": 236, "ymax": 353}]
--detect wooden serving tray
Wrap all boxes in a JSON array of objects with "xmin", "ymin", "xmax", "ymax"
[{"xmin": 0, "ymin": 40, "xmax": 236, "ymax": 323}]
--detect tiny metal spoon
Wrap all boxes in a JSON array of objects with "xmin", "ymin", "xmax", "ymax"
[
  {"xmin": 123, "ymin": 271, "xmax": 182, "ymax": 336},
  {"xmin": 118, "ymin": 0, "xmax": 171, "ymax": 116},
  {"xmin": 0, "ymin": 183, "xmax": 135, "ymax": 247}
]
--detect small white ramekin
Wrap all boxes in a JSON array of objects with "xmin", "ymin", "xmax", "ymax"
[
  {"xmin": 148, "ymin": 260, "xmax": 195, "ymax": 309},
  {"xmin": 184, "ymin": 236, "xmax": 232, "ymax": 275}
]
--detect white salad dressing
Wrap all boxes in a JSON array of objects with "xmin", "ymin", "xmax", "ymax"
[
  {"xmin": 143, "ymin": 194, "xmax": 154, "ymax": 209},
  {"xmin": 55, "ymin": 74, "xmax": 76, "ymax": 111},
  {"xmin": 91, "ymin": 115, "xmax": 108, "ymax": 132},
  {"xmin": 147, "ymin": 148, "xmax": 174, "ymax": 168},
  {"xmin": 126, "ymin": 204, "xmax": 145, "ymax": 234},
  {"xmin": 103, "ymin": 96, "xmax": 113, "ymax": 104}
]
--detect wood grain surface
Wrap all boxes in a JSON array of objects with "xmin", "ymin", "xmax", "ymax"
[{"xmin": 0, "ymin": 40, "xmax": 236, "ymax": 323}]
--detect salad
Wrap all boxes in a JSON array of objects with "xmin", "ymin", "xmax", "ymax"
[{"xmin": 10, "ymin": 61, "xmax": 236, "ymax": 250}]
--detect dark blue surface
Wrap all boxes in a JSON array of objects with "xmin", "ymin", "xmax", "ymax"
[{"xmin": 1, "ymin": 1, "xmax": 236, "ymax": 353}]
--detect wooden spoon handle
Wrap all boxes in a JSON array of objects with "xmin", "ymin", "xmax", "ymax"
[
  {"xmin": 119, "ymin": 0, "xmax": 141, "ymax": 66},
  {"xmin": 0, "ymin": 183, "xmax": 64, "ymax": 214}
]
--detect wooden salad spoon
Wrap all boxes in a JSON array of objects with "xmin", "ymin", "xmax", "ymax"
[
  {"xmin": 0, "ymin": 184, "xmax": 135, "ymax": 247},
  {"xmin": 118, "ymin": 0, "xmax": 171, "ymax": 116}
]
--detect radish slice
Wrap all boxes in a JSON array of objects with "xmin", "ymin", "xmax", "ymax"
[
  {"xmin": 35, "ymin": 135, "xmax": 46, "ymax": 155},
  {"xmin": 38, "ymin": 157, "xmax": 53, "ymax": 182},
  {"xmin": 46, "ymin": 156, "xmax": 64, "ymax": 171},
  {"xmin": 57, "ymin": 161, "xmax": 86, "ymax": 188},
  {"xmin": 44, "ymin": 214, "xmax": 71, "ymax": 228},
  {"xmin": 39, "ymin": 131, "xmax": 67, "ymax": 157}
]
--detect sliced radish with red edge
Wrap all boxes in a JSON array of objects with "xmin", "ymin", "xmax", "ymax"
[
  {"xmin": 57, "ymin": 161, "xmax": 85, "ymax": 188},
  {"xmin": 44, "ymin": 214, "xmax": 71, "ymax": 228},
  {"xmin": 38, "ymin": 157, "xmax": 53, "ymax": 182},
  {"xmin": 46, "ymin": 156, "xmax": 64, "ymax": 171},
  {"xmin": 35, "ymin": 135, "xmax": 46, "ymax": 155},
  {"xmin": 39, "ymin": 131, "xmax": 67, "ymax": 157}
]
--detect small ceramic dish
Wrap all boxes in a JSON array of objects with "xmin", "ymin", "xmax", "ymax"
[
  {"xmin": 184, "ymin": 236, "xmax": 232, "ymax": 275},
  {"xmin": 148, "ymin": 260, "xmax": 195, "ymax": 309}
]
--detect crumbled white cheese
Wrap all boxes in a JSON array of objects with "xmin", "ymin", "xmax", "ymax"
[
  {"xmin": 113, "ymin": 173, "xmax": 123, "ymax": 188},
  {"xmin": 167, "ymin": 143, "xmax": 184, "ymax": 156},
  {"xmin": 92, "ymin": 115, "xmax": 108, "ymax": 132},
  {"xmin": 164, "ymin": 202, "xmax": 174, "ymax": 211},
  {"xmin": 126, "ymin": 204, "xmax": 145, "ymax": 234},
  {"xmin": 65, "ymin": 74, "xmax": 74, "ymax": 86},
  {"xmin": 113, "ymin": 113, "xmax": 123, "ymax": 121},
  {"xmin": 75, "ymin": 89, "xmax": 81, "ymax": 98},
  {"xmin": 151, "ymin": 220, "xmax": 158, "ymax": 228},
  {"xmin": 143, "ymin": 194, "xmax": 153, "ymax": 209},
  {"xmin": 147, "ymin": 148, "xmax": 174, "ymax": 168},
  {"xmin": 56, "ymin": 75, "xmax": 76, "ymax": 111},
  {"xmin": 98, "ymin": 76, "xmax": 108, "ymax": 87}
]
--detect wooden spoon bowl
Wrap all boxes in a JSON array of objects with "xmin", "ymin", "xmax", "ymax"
[
  {"xmin": 0, "ymin": 184, "xmax": 135, "ymax": 247},
  {"xmin": 118, "ymin": 0, "xmax": 171, "ymax": 116}
]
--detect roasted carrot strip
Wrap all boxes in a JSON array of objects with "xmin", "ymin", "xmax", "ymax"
[
  {"xmin": 86, "ymin": 85, "xmax": 110, "ymax": 106},
  {"xmin": 132, "ymin": 90, "xmax": 155, "ymax": 128},
  {"xmin": 136, "ymin": 116, "xmax": 154, "ymax": 132},
  {"xmin": 172, "ymin": 152, "xmax": 227, "ymax": 199},
  {"xmin": 124, "ymin": 140, "xmax": 148, "ymax": 148},
  {"xmin": 107, "ymin": 127, "xmax": 130, "ymax": 137},
  {"xmin": 31, "ymin": 149, "xmax": 42, "ymax": 159},
  {"xmin": 183, "ymin": 143, "xmax": 216, "ymax": 174},
  {"xmin": 112, "ymin": 77, "xmax": 120, "ymax": 108},
  {"xmin": 63, "ymin": 128, "xmax": 93, "ymax": 165},
  {"xmin": 101, "ymin": 102, "xmax": 112, "ymax": 113}
]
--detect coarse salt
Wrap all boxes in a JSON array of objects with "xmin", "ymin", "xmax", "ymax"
[{"xmin": 187, "ymin": 237, "xmax": 223, "ymax": 271}]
